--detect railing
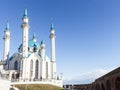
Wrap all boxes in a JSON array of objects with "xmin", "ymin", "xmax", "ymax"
[
  {"xmin": 0, "ymin": 72, "xmax": 9, "ymax": 80},
  {"xmin": 11, "ymin": 79, "xmax": 63, "ymax": 87},
  {"xmin": 0, "ymin": 61, "xmax": 7, "ymax": 65},
  {"xmin": 0, "ymin": 71, "xmax": 63, "ymax": 87},
  {"xmin": 0, "ymin": 72, "xmax": 19, "ymax": 90}
]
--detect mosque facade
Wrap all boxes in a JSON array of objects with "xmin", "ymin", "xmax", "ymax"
[{"xmin": 0, "ymin": 9, "xmax": 62, "ymax": 87}]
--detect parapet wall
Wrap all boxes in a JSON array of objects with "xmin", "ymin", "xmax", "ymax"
[{"xmin": 11, "ymin": 80, "xmax": 63, "ymax": 87}]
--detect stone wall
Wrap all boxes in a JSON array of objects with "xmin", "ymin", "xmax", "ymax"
[
  {"xmin": 73, "ymin": 84, "xmax": 92, "ymax": 90},
  {"xmin": 64, "ymin": 67, "xmax": 120, "ymax": 90},
  {"xmin": 91, "ymin": 67, "xmax": 120, "ymax": 90}
]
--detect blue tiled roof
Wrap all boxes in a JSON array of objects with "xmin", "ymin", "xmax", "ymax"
[
  {"xmin": 4, "ymin": 22, "xmax": 10, "ymax": 32},
  {"xmin": 18, "ymin": 40, "xmax": 40, "ymax": 49},
  {"xmin": 23, "ymin": 9, "xmax": 28, "ymax": 18},
  {"xmin": 28, "ymin": 40, "xmax": 40, "ymax": 48},
  {"xmin": 9, "ymin": 56, "xmax": 13, "ymax": 61},
  {"xmin": 18, "ymin": 44, "xmax": 22, "ymax": 49},
  {"xmin": 50, "ymin": 23, "xmax": 54, "ymax": 30},
  {"xmin": 18, "ymin": 37, "xmax": 40, "ymax": 50}
]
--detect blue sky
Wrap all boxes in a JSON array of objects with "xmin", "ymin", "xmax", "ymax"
[{"xmin": 0, "ymin": 0, "xmax": 120, "ymax": 84}]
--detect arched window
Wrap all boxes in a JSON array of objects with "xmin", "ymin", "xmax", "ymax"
[
  {"xmin": 35, "ymin": 60, "xmax": 39, "ymax": 79},
  {"xmin": 106, "ymin": 80, "xmax": 111, "ymax": 90},
  {"xmin": 116, "ymin": 77, "xmax": 120, "ymax": 90},
  {"xmin": 46, "ymin": 62, "xmax": 48, "ymax": 79},
  {"xmin": 96, "ymin": 84, "xmax": 100, "ymax": 90},
  {"xmin": 28, "ymin": 47, "xmax": 30, "ymax": 51},
  {"xmin": 14, "ymin": 61, "xmax": 18, "ymax": 70},
  {"xmin": 30, "ymin": 60, "xmax": 33, "ymax": 77},
  {"xmin": 33, "ymin": 44, "xmax": 37, "ymax": 52},
  {"xmin": 101, "ymin": 83, "xmax": 105, "ymax": 90}
]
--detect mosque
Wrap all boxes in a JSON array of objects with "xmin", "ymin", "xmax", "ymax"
[{"xmin": 0, "ymin": 9, "xmax": 62, "ymax": 87}]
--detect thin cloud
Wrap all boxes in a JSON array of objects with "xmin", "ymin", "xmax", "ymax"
[{"xmin": 64, "ymin": 69, "xmax": 110, "ymax": 84}]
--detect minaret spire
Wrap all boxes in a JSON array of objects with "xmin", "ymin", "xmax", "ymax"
[
  {"xmin": 3, "ymin": 22, "xmax": 10, "ymax": 70},
  {"xmin": 49, "ymin": 23, "xmax": 56, "ymax": 62},
  {"xmin": 6, "ymin": 22, "xmax": 10, "ymax": 30},
  {"xmin": 32, "ymin": 32, "xmax": 37, "ymax": 42},
  {"xmin": 21, "ymin": 8, "xmax": 30, "ymax": 58},
  {"xmin": 23, "ymin": 8, "xmax": 28, "ymax": 18},
  {"xmin": 50, "ymin": 23, "xmax": 54, "ymax": 30},
  {"xmin": 3, "ymin": 22, "xmax": 10, "ymax": 60},
  {"xmin": 21, "ymin": 9, "xmax": 30, "ymax": 80},
  {"xmin": 49, "ymin": 23, "xmax": 57, "ymax": 79}
]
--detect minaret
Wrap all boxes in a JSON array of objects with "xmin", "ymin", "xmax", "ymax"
[
  {"xmin": 40, "ymin": 40, "xmax": 46, "ymax": 60},
  {"xmin": 21, "ymin": 9, "xmax": 30, "ymax": 80},
  {"xmin": 3, "ymin": 22, "xmax": 10, "ymax": 61},
  {"xmin": 21, "ymin": 9, "xmax": 30, "ymax": 58},
  {"xmin": 40, "ymin": 40, "xmax": 46, "ymax": 79},
  {"xmin": 49, "ymin": 23, "xmax": 57, "ymax": 79}
]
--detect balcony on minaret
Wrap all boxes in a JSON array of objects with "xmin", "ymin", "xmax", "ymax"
[{"xmin": 21, "ymin": 22, "xmax": 30, "ymax": 29}]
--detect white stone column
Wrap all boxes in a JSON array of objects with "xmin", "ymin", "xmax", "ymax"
[
  {"xmin": 40, "ymin": 41, "xmax": 46, "ymax": 61},
  {"xmin": 3, "ymin": 23, "xmax": 10, "ymax": 61},
  {"xmin": 49, "ymin": 24, "xmax": 57, "ymax": 79},
  {"xmin": 41, "ymin": 61, "xmax": 46, "ymax": 79},
  {"xmin": 21, "ymin": 9, "xmax": 30, "ymax": 80}
]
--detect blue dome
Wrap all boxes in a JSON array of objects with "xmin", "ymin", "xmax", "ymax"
[
  {"xmin": 18, "ymin": 33, "xmax": 40, "ymax": 50},
  {"xmin": 28, "ymin": 40, "xmax": 40, "ymax": 48}
]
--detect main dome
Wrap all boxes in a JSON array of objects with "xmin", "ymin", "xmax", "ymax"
[
  {"xmin": 28, "ymin": 39, "xmax": 40, "ymax": 49},
  {"xmin": 28, "ymin": 33, "xmax": 40, "ymax": 49},
  {"xmin": 18, "ymin": 33, "xmax": 40, "ymax": 51}
]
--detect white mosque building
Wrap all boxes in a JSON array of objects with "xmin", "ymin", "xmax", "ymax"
[{"xmin": 0, "ymin": 9, "xmax": 62, "ymax": 87}]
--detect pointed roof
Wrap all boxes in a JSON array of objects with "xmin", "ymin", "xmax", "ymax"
[
  {"xmin": 5, "ymin": 22, "xmax": 10, "ymax": 32},
  {"xmin": 50, "ymin": 23, "xmax": 54, "ymax": 30},
  {"xmin": 23, "ymin": 8, "xmax": 28, "ymax": 18},
  {"xmin": 32, "ymin": 33, "xmax": 37, "ymax": 42},
  {"xmin": 40, "ymin": 40, "xmax": 45, "ymax": 48},
  {"xmin": 41, "ymin": 40, "xmax": 45, "ymax": 45},
  {"xmin": 32, "ymin": 32, "xmax": 36, "ymax": 39}
]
